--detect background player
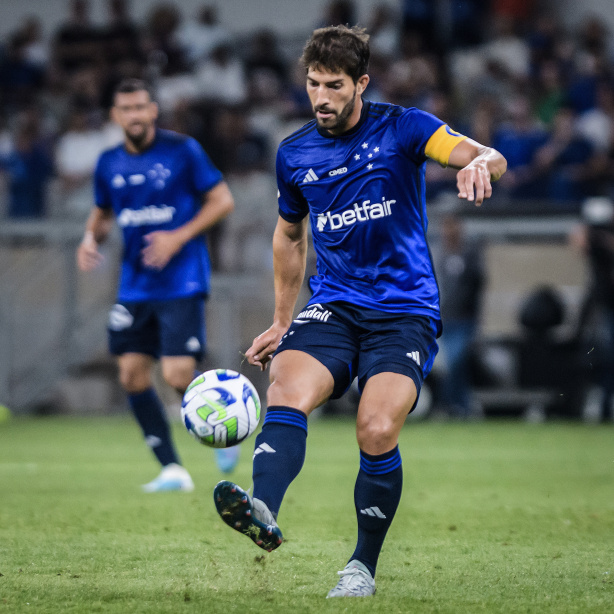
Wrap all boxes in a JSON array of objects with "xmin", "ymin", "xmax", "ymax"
[
  {"xmin": 77, "ymin": 78, "xmax": 236, "ymax": 492},
  {"xmin": 214, "ymin": 26, "xmax": 506, "ymax": 596}
]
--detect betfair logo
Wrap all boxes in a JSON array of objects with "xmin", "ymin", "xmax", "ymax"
[{"xmin": 316, "ymin": 198, "xmax": 395, "ymax": 232}]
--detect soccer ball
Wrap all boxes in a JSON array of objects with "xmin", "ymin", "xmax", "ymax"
[{"xmin": 181, "ymin": 369, "xmax": 261, "ymax": 448}]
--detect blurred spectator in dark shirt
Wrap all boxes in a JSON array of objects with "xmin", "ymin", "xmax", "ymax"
[
  {"xmin": 102, "ymin": 0, "xmax": 143, "ymax": 70},
  {"xmin": 244, "ymin": 29, "xmax": 288, "ymax": 95},
  {"xmin": 143, "ymin": 3, "xmax": 189, "ymax": 77},
  {"xmin": 571, "ymin": 197, "xmax": 614, "ymax": 421},
  {"xmin": 436, "ymin": 212, "xmax": 485, "ymax": 418},
  {"xmin": 531, "ymin": 106, "xmax": 596, "ymax": 206},
  {"xmin": 0, "ymin": 109, "xmax": 54, "ymax": 218},
  {"xmin": 52, "ymin": 0, "xmax": 104, "ymax": 76},
  {"xmin": 0, "ymin": 32, "xmax": 45, "ymax": 112},
  {"xmin": 492, "ymin": 94, "xmax": 549, "ymax": 198}
]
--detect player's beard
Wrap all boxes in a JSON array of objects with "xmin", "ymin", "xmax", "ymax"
[
  {"xmin": 124, "ymin": 122, "xmax": 150, "ymax": 150},
  {"xmin": 314, "ymin": 88, "xmax": 357, "ymax": 134}
]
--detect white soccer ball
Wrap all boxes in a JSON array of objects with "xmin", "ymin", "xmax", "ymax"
[{"xmin": 181, "ymin": 369, "xmax": 261, "ymax": 448}]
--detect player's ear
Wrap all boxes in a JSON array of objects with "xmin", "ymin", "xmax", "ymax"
[{"xmin": 356, "ymin": 74, "xmax": 370, "ymax": 96}]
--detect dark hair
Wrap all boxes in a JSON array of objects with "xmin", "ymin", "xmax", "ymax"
[
  {"xmin": 300, "ymin": 25, "xmax": 370, "ymax": 83},
  {"xmin": 113, "ymin": 78, "xmax": 154, "ymax": 101}
]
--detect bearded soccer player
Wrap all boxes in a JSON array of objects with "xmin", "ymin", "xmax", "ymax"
[
  {"xmin": 77, "ymin": 78, "xmax": 238, "ymax": 491},
  {"xmin": 214, "ymin": 26, "xmax": 507, "ymax": 596}
]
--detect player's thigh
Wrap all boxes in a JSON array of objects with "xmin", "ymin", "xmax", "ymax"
[
  {"xmin": 157, "ymin": 296, "xmax": 206, "ymax": 360},
  {"xmin": 356, "ymin": 372, "xmax": 417, "ymax": 455},
  {"xmin": 117, "ymin": 352, "xmax": 155, "ymax": 393},
  {"xmin": 268, "ymin": 350, "xmax": 335, "ymax": 414},
  {"xmin": 108, "ymin": 302, "xmax": 159, "ymax": 358},
  {"xmin": 160, "ymin": 355, "xmax": 197, "ymax": 393},
  {"xmin": 272, "ymin": 302, "xmax": 360, "ymax": 404}
]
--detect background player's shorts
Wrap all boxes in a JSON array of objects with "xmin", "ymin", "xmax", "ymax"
[
  {"xmin": 107, "ymin": 296, "xmax": 206, "ymax": 360},
  {"xmin": 274, "ymin": 301, "xmax": 439, "ymax": 403}
]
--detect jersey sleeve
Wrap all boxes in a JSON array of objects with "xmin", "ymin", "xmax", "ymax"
[
  {"xmin": 185, "ymin": 137, "xmax": 223, "ymax": 194},
  {"xmin": 276, "ymin": 147, "xmax": 309, "ymax": 222},
  {"xmin": 94, "ymin": 154, "xmax": 112, "ymax": 209},
  {"xmin": 397, "ymin": 108, "xmax": 467, "ymax": 166}
]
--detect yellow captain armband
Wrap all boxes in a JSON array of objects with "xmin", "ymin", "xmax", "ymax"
[{"xmin": 424, "ymin": 124, "xmax": 467, "ymax": 167}]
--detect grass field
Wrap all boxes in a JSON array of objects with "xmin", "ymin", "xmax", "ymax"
[{"xmin": 0, "ymin": 415, "xmax": 613, "ymax": 613}]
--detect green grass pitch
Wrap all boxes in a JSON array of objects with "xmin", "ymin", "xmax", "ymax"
[{"xmin": 0, "ymin": 416, "xmax": 613, "ymax": 613}]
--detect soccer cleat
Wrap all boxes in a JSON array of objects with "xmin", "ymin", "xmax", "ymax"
[
  {"xmin": 213, "ymin": 480, "xmax": 283, "ymax": 552},
  {"xmin": 326, "ymin": 560, "xmax": 376, "ymax": 598},
  {"xmin": 141, "ymin": 463, "xmax": 194, "ymax": 493},
  {"xmin": 214, "ymin": 446, "xmax": 240, "ymax": 473}
]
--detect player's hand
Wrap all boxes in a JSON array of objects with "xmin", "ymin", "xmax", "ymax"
[
  {"xmin": 456, "ymin": 158, "xmax": 493, "ymax": 206},
  {"xmin": 141, "ymin": 230, "xmax": 183, "ymax": 270},
  {"xmin": 245, "ymin": 322, "xmax": 288, "ymax": 371},
  {"xmin": 76, "ymin": 235, "xmax": 103, "ymax": 271}
]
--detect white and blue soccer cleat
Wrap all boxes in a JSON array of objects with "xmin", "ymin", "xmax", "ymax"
[
  {"xmin": 213, "ymin": 480, "xmax": 283, "ymax": 552},
  {"xmin": 326, "ymin": 560, "xmax": 376, "ymax": 598},
  {"xmin": 214, "ymin": 446, "xmax": 240, "ymax": 473},
  {"xmin": 141, "ymin": 463, "xmax": 194, "ymax": 493}
]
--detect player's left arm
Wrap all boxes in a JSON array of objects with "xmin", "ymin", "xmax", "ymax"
[
  {"xmin": 141, "ymin": 181, "xmax": 234, "ymax": 270},
  {"xmin": 447, "ymin": 138, "xmax": 507, "ymax": 206}
]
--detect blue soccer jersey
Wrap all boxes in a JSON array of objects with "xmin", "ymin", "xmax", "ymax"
[
  {"xmin": 95, "ymin": 129, "xmax": 223, "ymax": 302},
  {"xmin": 276, "ymin": 100, "xmax": 466, "ymax": 329}
]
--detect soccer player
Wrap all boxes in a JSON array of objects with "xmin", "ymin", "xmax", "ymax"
[
  {"xmin": 213, "ymin": 26, "xmax": 507, "ymax": 596},
  {"xmin": 77, "ymin": 78, "xmax": 237, "ymax": 492}
]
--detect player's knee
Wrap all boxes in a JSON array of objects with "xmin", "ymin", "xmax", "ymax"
[
  {"xmin": 119, "ymin": 368, "xmax": 151, "ymax": 394},
  {"xmin": 356, "ymin": 414, "xmax": 399, "ymax": 454},
  {"xmin": 161, "ymin": 366, "xmax": 193, "ymax": 393}
]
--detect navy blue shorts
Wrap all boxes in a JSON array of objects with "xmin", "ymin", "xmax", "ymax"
[
  {"xmin": 275, "ymin": 301, "xmax": 439, "ymax": 400},
  {"xmin": 107, "ymin": 296, "xmax": 206, "ymax": 360}
]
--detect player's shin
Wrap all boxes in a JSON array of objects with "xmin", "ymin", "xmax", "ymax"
[
  {"xmin": 252, "ymin": 406, "xmax": 308, "ymax": 517},
  {"xmin": 128, "ymin": 388, "xmax": 180, "ymax": 466},
  {"xmin": 350, "ymin": 446, "xmax": 403, "ymax": 577}
]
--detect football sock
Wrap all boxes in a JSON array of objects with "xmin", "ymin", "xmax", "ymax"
[
  {"xmin": 351, "ymin": 446, "xmax": 403, "ymax": 577},
  {"xmin": 252, "ymin": 405, "xmax": 308, "ymax": 518},
  {"xmin": 128, "ymin": 388, "xmax": 180, "ymax": 467}
]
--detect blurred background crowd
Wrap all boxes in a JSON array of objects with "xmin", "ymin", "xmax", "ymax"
[
  {"xmin": 1, "ymin": 0, "xmax": 614, "ymax": 421},
  {"xmin": 1, "ymin": 0, "xmax": 614, "ymax": 223}
]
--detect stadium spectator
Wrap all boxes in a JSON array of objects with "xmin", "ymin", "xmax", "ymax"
[
  {"xmin": 0, "ymin": 108, "xmax": 54, "ymax": 218},
  {"xmin": 571, "ymin": 197, "xmax": 614, "ymax": 422},
  {"xmin": 176, "ymin": 4, "xmax": 231, "ymax": 66},
  {"xmin": 213, "ymin": 25, "xmax": 506, "ymax": 598},
  {"xmin": 435, "ymin": 212, "xmax": 486, "ymax": 418},
  {"xmin": 492, "ymin": 94, "xmax": 548, "ymax": 199},
  {"xmin": 51, "ymin": 0, "xmax": 104, "ymax": 76},
  {"xmin": 0, "ymin": 31, "xmax": 45, "ymax": 113},
  {"xmin": 194, "ymin": 43, "xmax": 248, "ymax": 106},
  {"xmin": 142, "ymin": 3, "xmax": 189, "ymax": 77},
  {"xmin": 55, "ymin": 105, "xmax": 110, "ymax": 219},
  {"xmin": 75, "ymin": 79, "xmax": 237, "ymax": 487},
  {"xmin": 101, "ymin": 0, "xmax": 143, "ymax": 71}
]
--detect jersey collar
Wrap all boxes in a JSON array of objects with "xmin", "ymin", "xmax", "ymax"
[{"xmin": 316, "ymin": 99, "xmax": 370, "ymax": 139}]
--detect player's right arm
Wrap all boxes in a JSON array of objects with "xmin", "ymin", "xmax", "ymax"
[
  {"xmin": 76, "ymin": 206, "xmax": 114, "ymax": 272},
  {"xmin": 245, "ymin": 215, "xmax": 308, "ymax": 370}
]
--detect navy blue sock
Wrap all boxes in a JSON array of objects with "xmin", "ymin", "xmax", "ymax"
[
  {"xmin": 351, "ymin": 446, "xmax": 403, "ymax": 577},
  {"xmin": 128, "ymin": 388, "xmax": 179, "ymax": 467},
  {"xmin": 252, "ymin": 406, "xmax": 308, "ymax": 517}
]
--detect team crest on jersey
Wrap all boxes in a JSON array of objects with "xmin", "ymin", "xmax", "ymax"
[{"xmin": 148, "ymin": 163, "xmax": 172, "ymax": 189}]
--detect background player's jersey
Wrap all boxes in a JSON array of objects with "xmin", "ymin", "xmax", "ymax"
[
  {"xmin": 276, "ymin": 100, "xmax": 466, "ymax": 329},
  {"xmin": 95, "ymin": 129, "xmax": 222, "ymax": 302}
]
